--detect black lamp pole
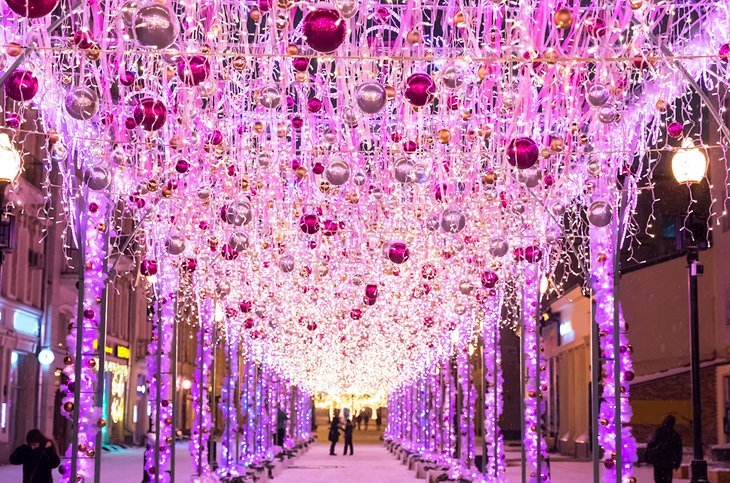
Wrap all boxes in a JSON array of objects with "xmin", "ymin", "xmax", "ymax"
[{"xmin": 687, "ymin": 246, "xmax": 708, "ymax": 483}]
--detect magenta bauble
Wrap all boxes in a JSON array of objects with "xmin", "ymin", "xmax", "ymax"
[
  {"xmin": 481, "ymin": 270, "xmax": 499, "ymax": 289},
  {"xmin": 73, "ymin": 29, "xmax": 94, "ymax": 49},
  {"xmin": 183, "ymin": 258, "xmax": 198, "ymax": 272},
  {"xmin": 140, "ymin": 259, "xmax": 158, "ymax": 276},
  {"xmin": 4, "ymin": 70, "xmax": 39, "ymax": 101},
  {"xmin": 404, "ymin": 73, "xmax": 436, "ymax": 107},
  {"xmin": 177, "ymin": 55, "xmax": 210, "ymax": 86},
  {"xmin": 292, "ymin": 57, "xmax": 310, "ymax": 72},
  {"xmin": 133, "ymin": 98, "xmax": 167, "ymax": 131},
  {"xmin": 175, "ymin": 159, "xmax": 190, "ymax": 173},
  {"xmin": 524, "ymin": 245, "xmax": 543, "ymax": 263},
  {"xmin": 307, "ymin": 97, "xmax": 323, "ymax": 113},
  {"xmin": 387, "ymin": 241, "xmax": 410, "ymax": 264},
  {"xmin": 302, "ymin": 8, "xmax": 347, "ymax": 53},
  {"xmin": 299, "ymin": 214, "xmax": 320, "ymax": 234},
  {"xmin": 221, "ymin": 244, "xmax": 238, "ymax": 260},
  {"xmin": 239, "ymin": 301, "xmax": 252, "ymax": 313},
  {"xmin": 5, "ymin": 0, "xmax": 59, "ymax": 18},
  {"xmin": 506, "ymin": 137, "xmax": 539, "ymax": 169},
  {"xmin": 365, "ymin": 284, "xmax": 378, "ymax": 300},
  {"xmin": 667, "ymin": 121, "xmax": 683, "ymax": 138},
  {"xmin": 322, "ymin": 220, "xmax": 338, "ymax": 236}
]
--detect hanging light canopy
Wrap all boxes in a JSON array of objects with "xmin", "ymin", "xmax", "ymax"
[
  {"xmin": 0, "ymin": 132, "xmax": 21, "ymax": 183},
  {"xmin": 672, "ymin": 139, "xmax": 707, "ymax": 184}
]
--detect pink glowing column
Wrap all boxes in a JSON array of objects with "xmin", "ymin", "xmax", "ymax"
[
  {"xmin": 219, "ymin": 323, "xmax": 241, "ymax": 476},
  {"xmin": 590, "ymin": 221, "xmax": 637, "ymax": 481},
  {"xmin": 522, "ymin": 262, "xmax": 551, "ymax": 482},
  {"xmin": 190, "ymin": 297, "xmax": 215, "ymax": 478},
  {"xmin": 483, "ymin": 290, "xmax": 506, "ymax": 479},
  {"xmin": 143, "ymin": 254, "xmax": 178, "ymax": 483},
  {"xmin": 456, "ymin": 324, "xmax": 475, "ymax": 469},
  {"xmin": 59, "ymin": 189, "xmax": 108, "ymax": 482}
]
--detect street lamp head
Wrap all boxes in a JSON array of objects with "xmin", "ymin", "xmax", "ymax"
[
  {"xmin": 0, "ymin": 131, "xmax": 21, "ymax": 183},
  {"xmin": 672, "ymin": 138, "xmax": 707, "ymax": 184}
]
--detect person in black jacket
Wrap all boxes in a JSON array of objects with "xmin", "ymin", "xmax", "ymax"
[
  {"xmin": 10, "ymin": 429, "xmax": 61, "ymax": 483},
  {"xmin": 343, "ymin": 418, "xmax": 354, "ymax": 455},
  {"xmin": 328, "ymin": 416, "xmax": 342, "ymax": 455},
  {"xmin": 646, "ymin": 415, "xmax": 683, "ymax": 483}
]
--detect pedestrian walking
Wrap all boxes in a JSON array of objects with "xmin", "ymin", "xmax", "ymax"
[
  {"xmin": 276, "ymin": 406, "xmax": 289, "ymax": 446},
  {"xmin": 10, "ymin": 429, "xmax": 61, "ymax": 483},
  {"xmin": 376, "ymin": 407, "xmax": 382, "ymax": 431},
  {"xmin": 343, "ymin": 418, "xmax": 354, "ymax": 455},
  {"xmin": 328, "ymin": 416, "xmax": 342, "ymax": 455},
  {"xmin": 646, "ymin": 415, "xmax": 683, "ymax": 483}
]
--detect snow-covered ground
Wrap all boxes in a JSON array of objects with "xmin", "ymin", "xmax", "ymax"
[{"xmin": 0, "ymin": 439, "xmax": 691, "ymax": 482}]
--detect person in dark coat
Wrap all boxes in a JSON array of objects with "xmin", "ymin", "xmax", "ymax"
[
  {"xmin": 646, "ymin": 415, "xmax": 683, "ymax": 483},
  {"xmin": 328, "ymin": 416, "xmax": 342, "ymax": 455},
  {"xmin": 343, "ymin": 418, "xmax": 354, "ymax": 455},
  {"xmin": 10, "ymin": 429, "xmax": 61, "ymax": 483}
]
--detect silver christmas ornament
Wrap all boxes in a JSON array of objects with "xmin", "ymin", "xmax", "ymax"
[
  {"xmin": 165, "ymin": 235, "xmax": 186, "ymax": 255},
  {"xmin": 225, "ymin": 201, "xmax": 253, "ymax": 226},
  {"xmin": 586, "ymin": 84, "xmax": 610, "ymax": 107},
  {"xmin": 425, "ymin": 215, "xmax": 440, "ymax": 232},
  {"xmin": 393, "ymin": 157, "xmax": 415, "ymax": 183},
  {"xmin": 279, "ymin": 254, "xmax": 295, "ymax": 273},
  {"xmin": 229, "ymin": 232, "xmax": 249, "ymax": 252},
  {"xmin": 324, "ymin": 158, "xmax": 351, "ymax": 185},
  {"xmin": 440, "ymin": 206, "xmax": 467, "ymax": 233},
  {"xmin": 342, "ymin": 107, "xmax": 359, "ymax": 127},
  {"xmin": 550, "ymin": 201, "xmax": 566, "ymax": 217},
  {"xmin": 517, "ymin": 167, "xmax": 541, "ymax": 188},
  {"xmin": 598, "ymin": 105, "xmax": 619, "ymax": 123},
  {"xmin": 110, "ymin": 145, "xmax": 126, "ymax": 165},
  {"xmin": 587, "ymin": 200, "xmax": 613, "ymax": 227},
  {"xmin": 353, "ymin": 171, "xmax": 366, "ymax": 186},
  {"xmin": 586, "ymin": 158, "xmax": 602, "ymax": 177},
  {"xmin": 132, "ymin": 3, "xmax": 179, "ymax": 49},
  {"xmin": 84, "ymin": 166, "xmax": 111, "ymax": 191},
  {"xmin": 334, "ymin": 0, "xmax": 359, "ymax": 18},
  {"xmin": 259, "ymin": 85, "xmax": 282, "ymax": 109},
  {"xmin": 355, "ymin": 81, "xmax": 387, "ymax": 114},
  {"xmin": 197, "ymin": 186, "xmax": 211, "ymax": 202},
  {"xmin": 489, "ymin": 237, "xmax": 509, "ymax": 257},
  {"xmin": 441, "ymin": 65, "xmax": 465, "ymax": 90},
  {"xmin": 50, "ymin": 142, "xmax": 68, "ymax": 162},
  {"xmin": 121, "ymin": 0, "xmax": 138, "ymax": 27},
  {"xmin": 65, "ymin": 87, "xmax": 99, "ymax": 121}
]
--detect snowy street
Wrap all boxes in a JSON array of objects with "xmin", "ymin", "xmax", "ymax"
[{"xmin": 0, "ymin": 434, "xmax": 690, "ymax": 482}]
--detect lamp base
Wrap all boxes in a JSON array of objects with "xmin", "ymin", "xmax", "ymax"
[{"xmin": 691, "ymin": 459, "xmax": 709, "ymax": 483}]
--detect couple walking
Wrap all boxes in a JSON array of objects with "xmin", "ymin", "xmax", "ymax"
[{"xmin": 328, "ymin": 416, "xmax": 354, "ymax": 455}]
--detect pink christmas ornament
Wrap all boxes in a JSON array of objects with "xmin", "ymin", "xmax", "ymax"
[
  {"xmin": 4, "ymin": 70, "xmax": 38, "ymax": 101},
  {"xmin": 404, "ymin": 73, "xmax": 436, "ymax": 107},
  {"xmin": 506, "ymin": 137, "xmax": 539, "ymax": 169},
  {"xmin": 303, "ymin": 8, "xmax": 347, "ymax": 53},
  {"xmin": 133, "ymin": 98, "xmax": 167, "ymax": 131},
  {"xmin": 5, "ymin": 0, "xmax": 59, "ymax": 18}
]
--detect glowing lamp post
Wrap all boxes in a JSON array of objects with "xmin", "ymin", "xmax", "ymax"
[
  {"xmin": 672, "ymin": 139, "xmax": 707, "ymax": 184},
  {"xmin": 672, "ymin": 139, "xmax": 709, "ymax": 482}
]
